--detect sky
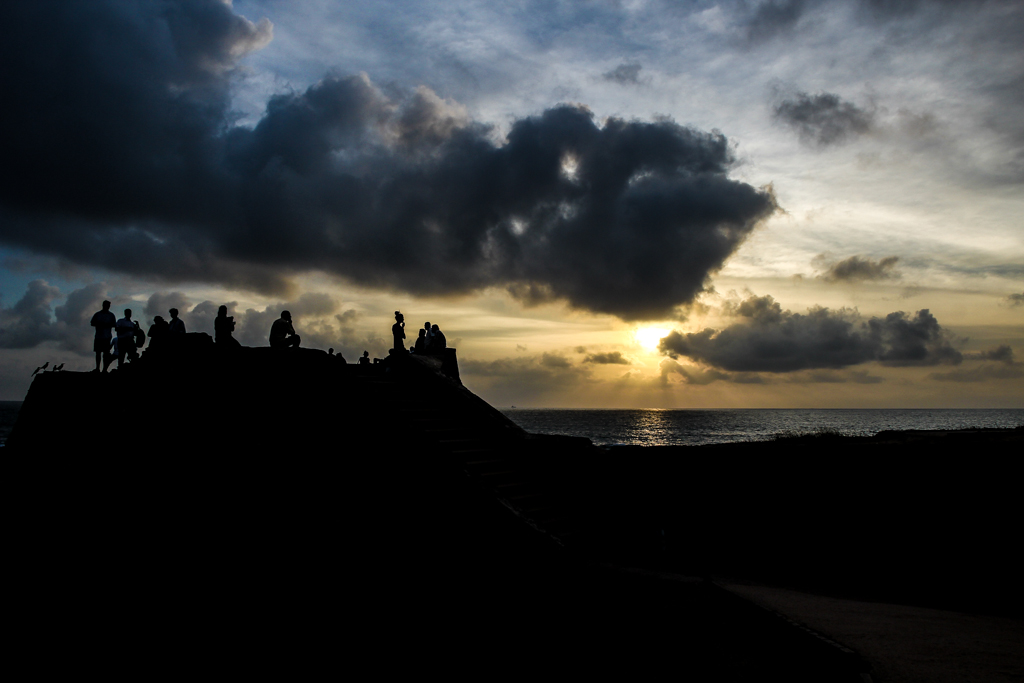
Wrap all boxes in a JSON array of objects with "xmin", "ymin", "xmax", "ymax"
[{"xmin": 1, "ymin": 0, "xmax": 1023, "ymax": 407}]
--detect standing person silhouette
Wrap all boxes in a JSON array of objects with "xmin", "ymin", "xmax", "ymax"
[
  {"xmin": 270, "ymin": 310, "xmax": 300, "ymax": 349},
  {"xmin": 413, "ymin": 328, "xmax": 426, "ymax": 353},
  {"xmin": 115, "ymin": 309, "xmax": 140, "ymax": 366},
  {"xmin": 392, "ymin": 311, "xmax": 406, "ymax": 354},
  {"xmin": 90, "ymin": 300, "xmax": 116, "ymax": 372}
]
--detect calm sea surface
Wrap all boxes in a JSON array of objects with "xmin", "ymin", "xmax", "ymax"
[
  {"xmin": 3, "ymin": 401, "xmax": 1021, "ymax": 447},
  {"xmin": 0, "ymin": 401, "xmax": 22, "ymax": 446},
  {"xmin": 500, "ymin": 408, "xmax": 1024, "ymax": 447}
]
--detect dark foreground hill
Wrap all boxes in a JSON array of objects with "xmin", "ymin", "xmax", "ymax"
[{"xmin": 7, "ymin": 335, "xmax": 1019, "ymax": 676}]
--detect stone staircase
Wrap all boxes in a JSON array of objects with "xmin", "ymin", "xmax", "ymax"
[{"xmin": 349, "ymin": 357, "xmax": 589, "ymax": 548}]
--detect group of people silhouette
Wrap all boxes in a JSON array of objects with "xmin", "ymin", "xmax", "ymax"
[
  {"xmin": 89, "ymin": 301, "xmax": 188, "ymax": 371},
  {"xmin": 89, "ymin": 300, "xmax": 447, "ymax": 372},
  {"xmin": 392, "ymin": 311, "xmax": 447, "ymax": 356}
]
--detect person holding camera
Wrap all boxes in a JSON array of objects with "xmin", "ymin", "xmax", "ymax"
[{"xmin": 215, "ymin": 305, "xmax": 240, "ymax": 347}]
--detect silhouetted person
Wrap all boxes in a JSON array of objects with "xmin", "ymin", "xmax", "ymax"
[
  {"xmin": 413, "ymin": 328, "xmax": 426, "ymax": 353},
  {"xmin": 358, "ymin": 351, "xmax": 370, "ymax": 366},
  {"xmin": 148, "ymin": 315, "xmax": 169, "ymax": 349},
  {"xmin": 270, "ymin": 310, "xmax": 300, "ymax": 349},
  {"xmin": 91, "ymin": 300, "xmax": 116, "ymax": 372},
  {"xmin": 115, "ymin": 309, "xmax": 139, "ymax": 366},
  {"xmin": 429, "ymin": 324, "xmax": 447, "ymax": 353},
  {"xmin": 214, "ymin": 305, "xmax": 240, "ymax": 347},
  {"xmin": 392, "ymin": 311, "xmax": 406, "ymax": 354},
  {"xmin": 422, "ymin": 321, "xmax": 433, "ymax": 351},
  {"xmin": 168, "ymin": 308, "xmax": 186, "ymax": 335}
]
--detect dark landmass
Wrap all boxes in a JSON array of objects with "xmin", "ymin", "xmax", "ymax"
[
  {"xmin": 7, "ymin": 336, "xmax": 1020, "ymax": 677},
  {"xmin": 595, "ymin": 429, "xmax": 1024, "ymax": 617}
]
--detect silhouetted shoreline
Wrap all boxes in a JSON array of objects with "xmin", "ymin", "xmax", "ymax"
[{"xmin": 7, "ymin": 355, "xmax": 1020, "ymax": 678}]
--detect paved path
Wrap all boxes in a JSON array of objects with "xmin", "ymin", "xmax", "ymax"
[{"xmin": 724, "ymin": 583, "xmax": 1024, "ymax": 683}]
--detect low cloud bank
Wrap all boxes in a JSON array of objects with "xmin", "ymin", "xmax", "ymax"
[
  {"xmin": 0, "ymin": 280, "xmax": 107, "ymax": 353},
  {"xmin": 658, "ymin": 295, "xmax": 964, "ymax": 372},
  {"xmin": 0, "ymin": 281, "xmax": 387, "ymax": 360}
]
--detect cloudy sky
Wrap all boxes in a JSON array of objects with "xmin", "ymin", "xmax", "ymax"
[{"xmin": 1, "ymin": 0, "xmax": 1022, "ymax": 407}]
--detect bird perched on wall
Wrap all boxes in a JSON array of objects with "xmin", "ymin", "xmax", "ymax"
[
  {"xmin": 31, "ymin": 362, "xmax": 49, "ymax": 376},
  {"xmin": 52, "ymin": 363, "xmax": 65, "ymax": 372}
]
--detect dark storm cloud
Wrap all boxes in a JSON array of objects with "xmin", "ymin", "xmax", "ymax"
[
  {"xmin": 602, "ymin": 63, "xmax": 644, "ymax": 85},
  {"xmin": 1006, "ymin": 293, "xmax": 1024, "ymax": 307},
  {"xmin": 584, "ymin": 351, "xmax": 631, "ymax": 365},
  {"xmin": 773, "ymin": 91, "xmax": 875, "ymax": 147},
  {"xmin": 658, "ymin": 295, "xmax": 963, "ymax": 372},
  {"xmin": 0, "ymin": 1, "xmax": 776, "ymax": 322},
  {"xmin": 818, "ymin": 255, "xmax": 900, "ymax": 282},
  {"xmin": 745, "ymin": 0, "xmax": 807, "ymax": 44}
]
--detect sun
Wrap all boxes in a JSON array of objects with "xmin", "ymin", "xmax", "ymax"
[{"xmin": 634, "ymin": 327, "xmax": 671, "ymax": 351}]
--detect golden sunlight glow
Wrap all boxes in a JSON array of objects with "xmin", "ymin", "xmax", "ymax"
[{"xmin": 634, "ymin": 327, "xmax": 671, "ymax": 351}]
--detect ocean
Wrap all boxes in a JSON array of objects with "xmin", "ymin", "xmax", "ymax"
[
  {"xmin": 0, "ymin": 401, "xmax": 22, "ymax": 446},
  {"xmin": 3, "ymin": 400, "xmax": 1021, "ymax": 447},
  {"xmin": 500, "ymin": 408, "xmax": 1024, "ymax": 447}
]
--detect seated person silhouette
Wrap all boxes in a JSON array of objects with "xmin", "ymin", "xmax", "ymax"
[
  {"xmin": 358, "ymin": 350, "xmax": 370, "ymax": 366},
  {"xmin": 429, "ymin": 324, "xmax": 447, "ymax": 353},
  {"xmin": 147, "ymin": 315, "xmax": 169, "ymax": 349},
  {"xmin": 413, "ymin": 328, "xmax": 426, "ymax": 353},
  {"xmin": 168, "ymin": 308, "xmax": 186, "ymax": 334},
  {"xmin": 270, "ymin": 310, "xmax": 301, "ymax": 349},
  {"xmin": 214, "ymin": 305, "xmax": 240, "ymax": 347},
  {"xmin": 166, "ymin": 307, "xmax": 186, "ymax": 351}
]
